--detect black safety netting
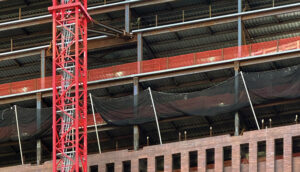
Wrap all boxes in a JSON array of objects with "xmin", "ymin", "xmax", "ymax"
[
  {"xmin": 92, "ymin": 90, "xmax": 154, "ymax": 125},
  {"xmin": 244, "ymin": 65, "xmax": 300, "ymax": 104},
  {"xmin": 0, "ymin": 107, "xmax": 52, "ymax": 143},
  {"xmin": 0, "ymin": 64, "xmax": 300, "ymax": 142},
  {"xmin": 93, "ymin": 64, "xmax": 300, "ymax": 126},
  {"xmin": 92, "ymin": 75, "xmax": 248, "ymax": 126}
]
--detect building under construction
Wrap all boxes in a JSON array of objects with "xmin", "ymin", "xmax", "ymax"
[{"xmin": 1, "ymin": 0, "xmax": 300, "ymax": 171}]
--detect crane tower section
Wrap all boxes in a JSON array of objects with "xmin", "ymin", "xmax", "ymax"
[{"xmin": 49, "ymin": 0, "xmax": 90, "ymax": 171}]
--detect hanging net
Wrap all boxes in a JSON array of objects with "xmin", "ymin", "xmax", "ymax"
[{"xmin": 92, "ymin": 64, "xmax": 300, "ymax": 126}]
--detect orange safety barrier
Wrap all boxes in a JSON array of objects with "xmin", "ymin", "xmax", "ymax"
[
  {"xmin": 0, "ymin": 36, "xmax": 300, "ymax": 97},
  {"xmin": 195, "ymin": 49, "xmax": 223, "ymax": 64},
  {"xmin": 88, "ymin": 66, "xmax": 115, "ymax": 81},
  {"xmin": 168, "ymin": 53, "xmax": 195, "ymax": 69},
  {"xmin": 115, "ymin": 62, "xmax": 138, "ymax": 77},
  {"xmin": 10, "ymin": 79, "xmax": 37, "ymax": 94},
  {"xmin": 141, "ymin": 58, "xmax": 168, "ymax": 73},
  {"xmin": 0, "ymin": 83, "xmax": 11, "ymax": 96}
]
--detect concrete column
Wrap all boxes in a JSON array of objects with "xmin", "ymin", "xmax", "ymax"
[
  {"xmin": 215, "ymin": 146, "xmax": 223, "ymax": 172},
  {"xmin": 283, "ymin": 135, "xmax": 292, "ymax": 172},
  {"xmin": 125, "ymin": 2, "xmax": 130, "ymax": 33},
  {"xmin": 266, "ymin": 138, "xmax": 275, "ymax": 172},
  {"xmin": 249, "ymin": 141, "xmax": 258, "ymax": 172},
  {"xmin": 232, "ymin": 144, "xmax": 241, "ymax": 172},
  {"xmin": 36, "ymin": 93, "xmax": 42, "ymax": 165},
  {"xmin": 147, "ymin": 156, "xmax": 155, "ymax": 172},
  {"xmin": 133, "ymin": 77, "xmax": 139, "ymax": 151},
  {"xmin": 181, "ymin": 151, "xmax": 189, "ymax": 172},
  {"xmin": 198, "ymin": 149, "xmax": 206, "ymax": 172}
]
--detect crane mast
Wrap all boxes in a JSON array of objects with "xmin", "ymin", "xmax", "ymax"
[{"xmin": 49, "ymin": 0, "xmax": 90, "ymax": 171}]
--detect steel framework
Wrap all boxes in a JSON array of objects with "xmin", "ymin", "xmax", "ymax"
[{"xmin": 49, "ymin": 0, "xmax": 90, "ymax": 171}]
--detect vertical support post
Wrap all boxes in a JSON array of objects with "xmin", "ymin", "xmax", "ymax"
[
  {"xmin": 40, "ymin": 49, "xmax": 46, "ymax": 89},
  {"xmin": 234, "ymin": 61, "xmax": 240, "ymax": 136},
  {"xmin": 238, "ymin": 0, "xmax": 242, "ymax": 48},
  {"xmin": 236, "ymin": 0, "xmax": 243, "ymax": 138},
  {"xmin": 14, "ymin": 105, "xmax": 24, "ymax": 165},
  {"xmin": 41, "ymin": 49, "xmax": 46, "ymax": 79},
  {"xmin": 148, "ymin": 87, "xmax": 162, "ymax": 145},
  {"xmin": 133, "ymin": 77, "xmax": 140, "ymax": 150},
  {"xmin": 89, "ymin": 93, "xmax": 102, "ymax": 154},
  {"xmin": 125, "ymin": 1, "xmax": 130, "ymax": 33},
  {"xmin": 36, "ymin": 93, "xmax": 42, "ymax": 165},
  {"xmin": 137, "ymin": 33, "xmax": 143, "ymax": 73},
  {"xmin": 19, "ymin": 8, "xmax": 22, "ymax": 20}
]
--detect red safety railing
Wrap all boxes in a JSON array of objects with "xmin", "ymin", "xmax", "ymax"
[{"xmin": 1, "ymin": 36, "xmax": 300, "ymax": 97}]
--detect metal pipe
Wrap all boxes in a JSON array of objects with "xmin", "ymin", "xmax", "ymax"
[
  {"xmin": 89, "ymin": 93, "xmax": 102, "ymax": 154},
  {"xmin": 240, "ymin": 71, "xmax": 260, "ymax": 130},
  {"xmin": 14, "ymin": 105, "xmax": 24, "ymax": 165},
  {"xmin": 148, "ymin": 87, "xmax": 162, "ymax": 145}
]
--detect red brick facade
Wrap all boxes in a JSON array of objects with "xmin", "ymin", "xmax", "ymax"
[{"xmin": 2, "ymin": 124, "xmax": 300, "ymax": 172}]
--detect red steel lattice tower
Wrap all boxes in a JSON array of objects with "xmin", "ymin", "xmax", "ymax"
[{"xmin": 49, "ymin": 0, "xmax": 90, "ymax": 171}]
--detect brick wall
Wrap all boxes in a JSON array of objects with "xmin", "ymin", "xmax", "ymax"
[{"xmin": 2, "ymin": 124, "xmax": 300, "ymax": 172}]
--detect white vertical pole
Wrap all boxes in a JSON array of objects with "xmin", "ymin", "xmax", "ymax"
[
  {"xmin": 148, "ymin": 87, "xmax": 162, "ymax": 145},
  {"xmin": 240, "ymin": 72, "xmax": 260, "ymax": 130},
  {"xmin": 89, "ymin": 93, "xmax": 102, "ymax": 154},
  {"xmin": 14, "ymin": 105, "xmax": 24, "ymax": 164}
]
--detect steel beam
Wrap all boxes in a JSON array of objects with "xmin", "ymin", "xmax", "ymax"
[
  {"xmin": 0, "ymin": 36, "xmax": 137, "ymax": 62},
  {"xmin": 0, "ymin": 0, "xmax": 175, "ymax": 32},
  {"xmin": 134, "ymin": 2, "xmax": 300, "ymax": 36},
  {"xmin": 1, "ymin": 3, "xmax": 300, "ymax": 62}
]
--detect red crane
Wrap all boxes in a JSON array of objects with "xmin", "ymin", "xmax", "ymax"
[{"xmin": 49, "ymin": 0, "xmax": 91, "ymax": 171}]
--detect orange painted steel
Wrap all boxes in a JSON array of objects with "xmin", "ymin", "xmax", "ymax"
[{"xmin": 1, "ymin": 36, "xmax": 300, "ymax": 97}]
